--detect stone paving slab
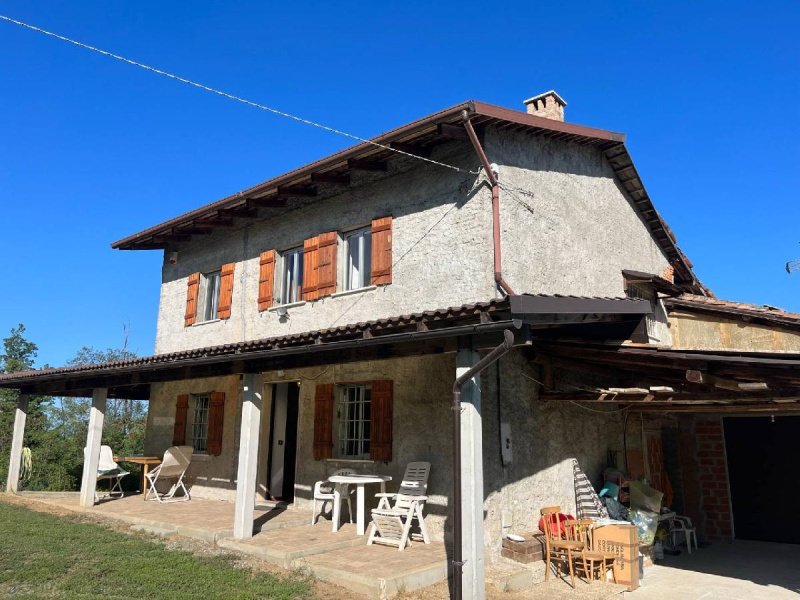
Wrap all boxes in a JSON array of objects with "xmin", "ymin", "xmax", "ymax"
[
  {"xmin": 219, "ymin": 522, "xmax": 365, "ymax": 568},
  {"xmin": 302, "ymin": 541, "xmax": 449, "ymax": 598}
]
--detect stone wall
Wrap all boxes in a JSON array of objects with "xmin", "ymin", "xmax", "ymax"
[
  {"xmin": 142, "ymin": 350, "xmax": 627, "ymax": 560},
  {"xmin": 153, "ymin": 126, "xmax": 673, "ymax": 355}
]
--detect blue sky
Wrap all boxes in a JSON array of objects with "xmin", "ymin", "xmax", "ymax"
[{"xmin": 1, "ymin": 1, "xmax": 798, "ymax": 368}]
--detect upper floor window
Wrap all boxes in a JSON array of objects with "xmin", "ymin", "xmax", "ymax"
[
  {"xmin": 345, "ymin": 227, "xmax": 372, "ymax": 291},
  {"xmin": 191, "ymin": 393, "xmax": 210, "ymax": 452},
  {"xmin": 199, "ymin": 270, "xmax": 221, "ymax": 323},
  {"xmin": 336, "ymin": 384, "xmax": 371, "ymax": 459},
  {"xmin": 280, "ymin": 246, "xmax": 304, "ymax": 304}
]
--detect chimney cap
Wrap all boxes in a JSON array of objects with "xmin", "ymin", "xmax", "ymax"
[{"xmin": 523, "ymin": 90, "xmax": 567, "ymax": 107}]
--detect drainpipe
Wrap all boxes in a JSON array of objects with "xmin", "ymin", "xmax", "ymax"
[
  {"xmin": 451, "ymin": 329, "xmax": 515, "ymax": 600},
  {"xmin": 462, "ymin": 111, "xmax": 516, "ymax": 297}
]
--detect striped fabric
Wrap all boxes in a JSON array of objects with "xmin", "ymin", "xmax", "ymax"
[{"xmin": 573, "ymin": 459, "xmax": 608, "ymax": 520}]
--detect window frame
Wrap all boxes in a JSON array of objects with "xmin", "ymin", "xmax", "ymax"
[
  {"xmin": 279, "ymin": 246, "xmax": 304, "ymax": 304},
  {"xmin": 335, "ymin": 383, "xmax": 372, "ymax": 459},
  {"xmin": 344, "ymin": 226, "xmax": 372, "ymax": 291},
  {"xmin": 190, "ymin": 393, "xmax": 211, "ymax": 453},
  {"xmin": 198, "ymin": 270, "xmax": 221, "ymax": 323}
]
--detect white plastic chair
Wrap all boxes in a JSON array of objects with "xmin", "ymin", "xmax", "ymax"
[
  {"xmin": 368, "ymin": 461, "xmax": 431, "ymax": 550},
  {"xmin": 85, "ymin": 445, "xmax": 129, "ymax": 501},
  {"xmin": 670, "ymin": 515, "xmax": 698, "ymax": 553},
  {"xmin": 311, "ymin": 468, "xmax": 355, "ymax": 530},
  {"xmin": 145, "ymin": 445, "xmax": 193, "ymax": 503}
]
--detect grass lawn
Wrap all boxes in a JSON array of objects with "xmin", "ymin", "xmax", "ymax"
[{"xmin": 0, "ymin": 500, "xmax": 311, "ymax": 600}]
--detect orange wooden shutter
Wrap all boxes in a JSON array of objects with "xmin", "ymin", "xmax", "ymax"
[
  {"xmin": 217, "ymin": 262, "xmax": 235, "ymax": 319},
  {"xmin": 207, "ymin": 391, "xmax": 225, "ymax": 456},
  {"xmin": 370, "ymin": 216, "xmax": 392, "ymax": 286},
  {"xmin": 370, "ymin": 380, "xmax": 393, "ymax": 462},
  {"xmin": 173, "ymin": 394, "xmax": 189, "ymax": 445},
  {"xmin": 257, "ymin": 250, "xmax": 276, "ymax": 311},
  {"xmin": 313, "ymin": 383, "xmax": 334, "ymax": 460},
  {"xmin": 184, "ymin": 273, "xmax": 200, "ymax": 326},
  {"xmin": 302, "ymin": 236, "xmax": 320, "ymax": 301},
  {"xmin": 316, "ymin": 231, "xmax": 338, "ymax": 298}
]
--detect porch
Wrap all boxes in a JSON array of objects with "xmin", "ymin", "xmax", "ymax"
[{"xmin": 17, "ymin": 491, "xmax": 451, "ymax": 598}]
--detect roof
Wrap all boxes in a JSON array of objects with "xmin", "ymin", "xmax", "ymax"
[
  {"xmin": 110, "ymin": 99, "xmax": 701, "ymax": 290},
  {"xmin": 665, "ymin": 294, "xmax": 800, "ymax": 330},
  {"xmin": 0, "ymin": 294, "xmax": 651, "ymax": 397}
]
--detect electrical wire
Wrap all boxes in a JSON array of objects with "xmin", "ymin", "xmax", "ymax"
[{"xmin": 0, "ymin": 14, "xmax": 470, "ymax": 174}]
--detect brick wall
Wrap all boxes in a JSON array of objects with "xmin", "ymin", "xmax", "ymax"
[{"xmin": 694, "ymin": 417, "xmax": 734, "ymax": 541}]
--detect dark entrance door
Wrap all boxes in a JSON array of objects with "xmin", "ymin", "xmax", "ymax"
[
  {"xmin": 724, "ymin": 416, "xmax": 800, "ymax": 544},
  {"xmin": 267, "ymin": 382, "xmax": 299, "ymax": 502}
]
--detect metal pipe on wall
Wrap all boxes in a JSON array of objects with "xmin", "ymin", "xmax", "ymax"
[
  {"xmin": 462, "ymin": 111, "xmax": 516, "ymax": 297},
  {"xmin": 451, "ymin": 329, "xmax": 515, "ymax": 600}
]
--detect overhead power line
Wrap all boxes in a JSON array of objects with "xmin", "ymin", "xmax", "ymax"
[{"xmin": 0, "ymin": 14, "xmax": 470, "ymax": 174}]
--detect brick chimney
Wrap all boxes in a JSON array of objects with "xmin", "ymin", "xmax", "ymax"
[{"xmin": 523, "ymin": 90, "xmax": 566, "ymax": 121}]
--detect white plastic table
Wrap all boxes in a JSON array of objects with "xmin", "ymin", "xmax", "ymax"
[{"xmin": 328, "ymin": 474, "xmax": 392, "ymax": 535}]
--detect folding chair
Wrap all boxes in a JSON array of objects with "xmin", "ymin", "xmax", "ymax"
[
  {"xmin": 86, "ymin": 445, "xmax": 129, "ymax": 501},
  {"xmin": 368, "ymin": 461, "xmax": 431, "ymax": 550},
  {"xmin": 145, "ymin": 445, "xmax": 193, "ymax": 503}
]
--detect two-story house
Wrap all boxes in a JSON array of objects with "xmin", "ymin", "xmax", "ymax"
[{"xmin": 13, "ymin": 91, "xmax": 799, "ymax": 596}]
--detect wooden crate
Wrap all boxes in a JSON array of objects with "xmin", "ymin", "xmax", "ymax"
[{"xmin": 593, "ymin": 523, "xmax": 640, "ymax": 591}]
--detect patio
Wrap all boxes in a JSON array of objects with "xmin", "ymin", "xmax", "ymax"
[{"xmin": 18, "ymin": 491, "xmax": 450, "ymax": 598}]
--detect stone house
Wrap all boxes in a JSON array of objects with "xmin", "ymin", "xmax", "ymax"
[{"xmin": 5, "ymin": 90, "xmax": 800, "ymax": 597}]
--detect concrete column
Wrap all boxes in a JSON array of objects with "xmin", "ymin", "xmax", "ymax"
[
  {"xmin": 457, "ymin": 348, "xmax": 486, "ymax": 600},
  {"xmin": 79, "ymin": 388, "xmax": 107, "ymax": 508},
  {"xmin": 233, "ymin": 373, "xmax": 263, "ymax": 539},
  {"xmin": 6, "ymin": 394, "xmax": 30, "ymax": 493}
]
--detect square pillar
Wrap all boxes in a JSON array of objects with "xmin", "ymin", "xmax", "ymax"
[
  {"xmin": 457, "ymin": 348, "xmax": 486, "ymax": 600},
  {"xmin": 6, "ymin": 394, "xmax": 30, "ymax": 493},
  {"xmin": 79, "ymin": 388, "xmax": 107, "ymax": 508},
  {"xmin": 234, "ymin": 373, "xmax": 263, "ymax": 539}
]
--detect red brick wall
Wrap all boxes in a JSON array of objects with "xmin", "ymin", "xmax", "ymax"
[{"xmin": 694, "ymin": 418, "xmax": 733, "ymax": 541}]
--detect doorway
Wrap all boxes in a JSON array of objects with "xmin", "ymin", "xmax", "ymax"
[
  {"xmin": 266, "ymin": 382, "xmax": 299, "ymax": 502},
  {"xmin": 724, "ymin": 416, "xmax": 800, "ymax": 544}
]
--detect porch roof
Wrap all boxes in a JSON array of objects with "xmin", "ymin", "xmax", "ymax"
[
  {"xmin": 534, "ymin": 340, "xmax": 800, "ymax": 413},
  {"xmin": 0, "ymin": 294, "xmax": 650, "ymax": 399}
]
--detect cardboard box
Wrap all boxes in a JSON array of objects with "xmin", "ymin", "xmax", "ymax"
[{"xmin": 592, "ymin": 523, "xmax": 640, "ymax": 591}]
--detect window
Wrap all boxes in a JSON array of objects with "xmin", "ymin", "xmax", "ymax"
[
  {"xmin": 191, "ymin": 394, "xmax": 210, "ymax": 452},
  {"xmin": 336, "ymin": 384, "xmax": 371, "ymax": 459},
  {"xmin": 344, "ymin": 228, "xmax": 372, "ymax": 291},
  {"xmin": 199, "ymin": 270, "xmax": 221, "ymax": 323},
  {"xmin": 280, "ymin": 246, "xmax": 304, "ymax": 304}
]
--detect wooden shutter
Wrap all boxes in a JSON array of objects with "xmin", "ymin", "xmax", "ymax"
[
  {"xmin": 217, "ymin": 262, "xmax": 235, "ymax": 319},
  {"xmin": 173, "ymin": 394, "xmax": 189, "ymax": 445},
  {"xmin": 316, "ymin": 231, "xmax": 338, "ymax": 298},
  {"xmin": 370, "ymin": 380, "xmax": 394, "ymax": 462},
  {"xmin": 257, "ymin": 250, "xmax": 276, "ymax": 311},
  {"xmin": 302, "ymin": 236, "xmax": 320, "ymax": 302},
  {"xmin": 313, "ymin": 383, "xmax": 334, "ymax": 460},
  {"xmin": 184, "ymin": 273, "xmax": 200, "ymax": 326},
  {"xmin": 207, "ymin": 392, "xmax": 225, "ymax": 456},
  {"xmin": 370, "ymin": 216, "xmax": 392, "ymax": 286}
]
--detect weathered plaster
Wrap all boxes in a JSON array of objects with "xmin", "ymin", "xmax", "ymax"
[{"xmin": 669, "ymin": 311, "xmax": 800, "ymax": 352}]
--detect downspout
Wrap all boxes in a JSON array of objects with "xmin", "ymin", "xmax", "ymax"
[
  {"xmin": 462, "ymin": 111, "xmax": 516, "ymax": 296},
  {"xmin": 451, "ymin": 329, "xmax": 515, "ymax": 600}
]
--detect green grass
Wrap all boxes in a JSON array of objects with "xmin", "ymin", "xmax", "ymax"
[{"xmin": 0, "ymin": 500, "xmax": 312, "ymax": 600}]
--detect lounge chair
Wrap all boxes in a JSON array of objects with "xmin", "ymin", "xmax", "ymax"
[
  {"xmin": 85, "ymin": 445, "xmax": 129, "ymax": 501},
  {"xmin": 145, "ymin": 445, "xmax": 193, "ymax": 503},
  {"xmin": 311, "ymin": 468, "xmax": 355, "ymax": 530},
  {"xmin": 368, "ymin": 461, "xmax": 431, "ymax": 550}
]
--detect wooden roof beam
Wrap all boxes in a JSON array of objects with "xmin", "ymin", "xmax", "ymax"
[
  {"xmin": 277, "ymin": 186, "xmax": 317, "ymax": 198},
  {"xmin": 348, "ymin": 159, "xmax": 387, "ymax": 172},
  {"xmin": 311, "ymin": 172, "xmax": 350, "ymax": 185},
  {"xmin": 248, "ymin": 196, "xmax": 287, "ymax": 208},
  {"xmin": 437, "ymin": 123, "xmax": 469, "ymax": 140},
  {"xmin": 390, "ymin": 142, "xmax": 431, "ymax": 158}
]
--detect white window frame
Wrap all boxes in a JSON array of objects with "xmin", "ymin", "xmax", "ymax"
[
  {"xmin": 344, "ymin": 227, "xmax": 372, "ymax": 291},
  {"xmin": 335, "ymin": 384, "xmax": 372, "ymax": 459},
  {"xmin": 280, "ymin": 246, "xmax": 304, "ymax": 304},
  {"xmin": 191, "ymin": 393, "xmax": 210, "ymax": 453},
  {"xmin": 198, "ymin": 270, "xmax": 221, "ymax": 323}
]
